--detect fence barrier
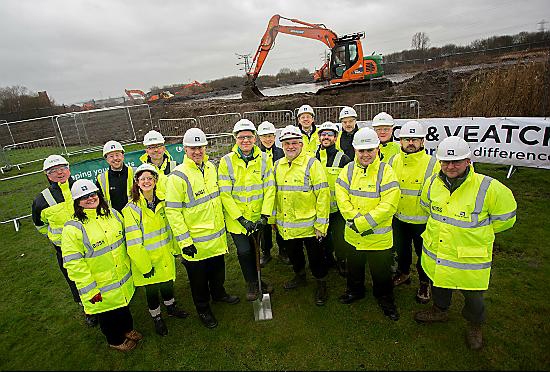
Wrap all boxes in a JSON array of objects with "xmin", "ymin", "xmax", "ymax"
[{"xmin": 242, "ymin": 110, "xmax": 295, "ymax": 128}]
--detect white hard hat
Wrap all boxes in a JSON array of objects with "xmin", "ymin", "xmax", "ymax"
[
  {"xmin": 436, "ymin": 136, "xmax": 471, "ymax": 161},
  {"xmin": 339, "ymin": 106, "xmax": 357, "ymax": 120},
  {"xmin": 134, "ymin": 163, "xmax": 159, "ymax": 179},
  {"xmin": 317, "ymin": 121, "xmax": 339, "ymax": 135},
  {"xmin": 352, "ymin": 127, "xmax": 381, "ymax": 150},
  {"xmin": 43, "ymin": 155, "xmax": 69, "ymax": 171},
  {"xmin": 183, "ymin": 128, "xmax": 208, "ymax": 147},
  {"xmin": 143, "ymin": 130, "xmax": 165, "ymax": 146},
  {"xmin": 257, "ymin": 121, "xmax": 276, "ymax": 136},
  {"xmin": 297, "ymin": 104, "xmax": 315, "ymax": 118},
  {"xmin": 102, "ymin": 140, "xmax": 124, "ymax": 157},
  {"xmin": 279, "ymin": 125, "xmax": 303, "ymax": 141},
  {"xmin": 399, "ymin": 121, "xmax": 426, "ymax": 138},
  {"xmin": 233, "ymin": 119, "xmax": 256, "ymax": 134},
  {"xmin": 71, "ymin": 179, "xmax": 99, "ymax": 200},
  {"xmin": 372, "ymin": 112, "xmax": 395, "ymax": 127}
]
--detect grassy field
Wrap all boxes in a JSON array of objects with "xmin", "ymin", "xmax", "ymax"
[{"xmin": 0, "ymin": 163, "xmax": 548, "ymax": 370}]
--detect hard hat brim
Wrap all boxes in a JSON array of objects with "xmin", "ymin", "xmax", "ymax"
[
  {"xmin": 183, "ymin": 141, "xmax": 208, "ymax": 147},
  {"xmin": 353, "ymin": 143, "xmax": 380, "ymax": 150},
  {"xmin": 436, "ymin": 151, "xmax": 471, "ymax": 161}
]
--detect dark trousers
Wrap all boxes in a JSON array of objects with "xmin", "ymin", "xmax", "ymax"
[
  {"xmin": 285, "ymin": 237, "xmax": 328, "ymax": 279},
  {"xmin": 261, "ymin": 225, "xmax": 287, "ymax": 257},
  {"xmin": 392, "ymin": 218, "xmax": 429, "ymax": 282},
  {"xmin": 54, "ymin": 245, "xmax": 80, "ymax": 303},
  {"xmin": 433, "ymin": 286, "xmax": 486, "ymax": 324},
  {"xmin": 347, "ymin": 248, "xmax": 394, "ymax": 302},
  {"xmin": 323, "ymin": 212, "xmax": 354, "ymax": 262},
  {"xmin": 182, "ymin": 254, "xmax": 228, "ymax": 313},
  {"xmin": 231, "ymin": 232, "xmax": 258, "ymax": 283},
  {"xmin": 97, "ymin": 306, "xmax": 133, "ymax": 346},
  {"xmin": 145, "ymin": 280, "xmax": 175, "ymax": 310}
]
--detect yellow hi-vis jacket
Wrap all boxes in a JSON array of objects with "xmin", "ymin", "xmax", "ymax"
[
  {"xmin": 318, "ymin": 148, "xmax": 347, "ymax": 213},
  {"xmin": 165, "ymin": 155, "xmax": 228, "ymax": 261},
  {"xmin": 419, "ymin": 166, "xmax": 517, "ymax": 290},
  {"xmin": 61, "ymin": 208, "xmax": 134, "ymax": 315},
  {"xmin": 301, "ymin": 126, "xmax": 320, "ymax": 156},
  {"xmin": 335, "ymin": 157, "xmax": 401, "ymax": 250},
  {"xmin": 33, "ymin": 180, "xmax": 74, "ymax": 246},
  {"xmin": 139, "ymin": 151, "xmax": 177, "ymax": 199},
  {"xmin": 96, "ymin": 165, "xmax": 134, "ymax": 207},
  {"xmin": 379, "ymin": 141, "xmax": 400, "ymax": 162},
  {"xmin": 122, "ymin": 195, "xmax": 177, "ymax": 287},
  {"xmin": 218, "ymin": 145, "xmax": 276, "ymax": 234},
  {"xmin": 388, "ymin": 150, "xmax": 440, "ymax": 224},
  {"xmin": 273, "ymin": 150, "xmax": 330, "ymax": 240}
]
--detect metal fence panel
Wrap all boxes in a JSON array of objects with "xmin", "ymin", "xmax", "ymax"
[
  {"xmin": 197, "ymin": 113, "xmax": 241, "ymax": 134},
  {"xmin": 156, "ymin": 118, "xmax": 198, "ymax": 142},
  {"xmin": 293, "ymin": 106, "xmax": 347, "ymax": 125},
  {"xmin": 242, "ymin": 110, "xmax": 295, "ymax": 128},
  {"xmin": 353, "ymin": 100, "xmax": 420, "ymax": 121}
]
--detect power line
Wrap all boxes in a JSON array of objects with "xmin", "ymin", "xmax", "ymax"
[{"xmin": 538, "ymin": 19, "xmax": 548, "ymax": 32}]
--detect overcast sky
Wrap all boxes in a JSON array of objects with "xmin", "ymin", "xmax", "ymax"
[{"xmin": 1, "ymin": 0, "xmax": 548, "ymax": 104}]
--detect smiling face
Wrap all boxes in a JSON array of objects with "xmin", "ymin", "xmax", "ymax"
[
  {"xmin": 259, "ymin": 134, "xmax": 275, "ymax": 149},
  {"xmin": 105, "ymin": 151, "xmax": 124, "ymax": 170},
  {"xmin": 355, "ymin": 147, "xmax": 379, "ymax": 167},
  {"xmin": 184, "ymin": 145, "xmax": 206, "ymax": 165},
  {"xmin": 440, "ymin": 159, "xmax": 471, "ymax": 179},
  {"xmin": 374, "ymin": 126, "xmax": 393, "ymax": 143},
  {"xmin": 137, "ymin": 170, "xmax": 157, "ymax": 193},
  {"xmin": 235, "ymin": 130, "xmax": 256, "ymax": 155},
  {"xmin": 298, "ymin": 113, "xmax": 314, "ymax": 131},
  {"xmin": 319, "ymin": 130, "xmax": 337, "ymax": 149},
  {"xmin": 78, "ymin": 192, "xmax": 99, "ymax": 209},
  {"xmin": 282, "ymin": 139, "xmax": 303, "ymax": 161},
  {"xmin": 45, "ymin": 165, "xmax": 71, "ymax": 184},
  {"xmin": 145, "ymin": 144, "xmax": 166, "ymax": 163}
]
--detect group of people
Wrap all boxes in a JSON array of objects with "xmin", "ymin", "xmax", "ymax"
[{"xmin": 32, "ymin": 104, "xmax": 517, "ymax": 352}]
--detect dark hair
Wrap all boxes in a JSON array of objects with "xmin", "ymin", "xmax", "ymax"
[
  {"xmin": 73, "ymin": 193, "xmax": 110, "ymax": 222},
  {"xmin": 131, "ymin": 170, "xmax": 158, "ymax": 203}
]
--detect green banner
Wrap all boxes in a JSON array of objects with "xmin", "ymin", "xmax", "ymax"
[{"xmin": 70, "ymin": 144, "xmax": 184, "ymax": 181}]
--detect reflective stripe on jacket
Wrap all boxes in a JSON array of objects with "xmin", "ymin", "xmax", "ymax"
[
  {"xmin": 300, "ymin": 126, "xmax": 320, "ymax": 156},
  {"xmin": 97, "ymin": 165, "xmax": 134, "ymax": 207},
  {"xmin": 419, "ymin": 166, "xmax": 517, "ymax": 290},
  {"xmin": 218, "ymin": 145, "xmax": 276, "ymax": 234},
  {"xmin": 335, "ymin": 157, "xmax": 401, "ymax": 250},
  {"xmin": 388, "ymin": 150, "xmax": 439, "ymax": 224},
  {"xmin": 317, "ymin": 147, "xmax": 347, "ymax": 213},
  {"xmin": 61, "ymin": 208, "xmax": 134, "ymax": 315},
  {"xmin": 33, "ymin": 180, "xmax": 74, "ymax": 246},
  {"xmin": 273, "ymin": 150, "xmax": 330, "ymax": 239},
  {"xmin": 122, "ymin": 195, "xmax": 177, "ymax": 286},
  {"xmin": 165, "ymin": 155, "xmax": 228, "ymax": 261}
]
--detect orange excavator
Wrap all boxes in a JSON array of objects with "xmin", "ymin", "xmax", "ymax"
[
  {"xmin": 244, "ymin": 14, "xmax": 391, "ymax": 98},
  {"xmin": 125, "ymin": 81, "xmax": 208, "ymax": 104}
]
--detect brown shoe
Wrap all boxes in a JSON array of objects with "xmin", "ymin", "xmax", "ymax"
[
  {"xmin": 414, "ymin": 305, "xmax": 449, "ymax": 323},
  {"xmin": 392, "ymin": 273, "xmax": 411, "ymax": 287},
  {"xmin": 109, "ymin": 338, "xmax": 137, "ymax": 352},
  {"xmin": 466, "ymin": 323, "xmax": 483, "ymax": 350},
  {"xmin": 416, "ymin": 281, "xmax": 432, "ymax": 304},
  {"xmin": 124, "ymin": 329, "xmax": 143, "ymax": 341}
]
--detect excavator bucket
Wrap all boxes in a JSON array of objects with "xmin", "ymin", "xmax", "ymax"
[{"xmin": 242, "ymin": 80, "xmax": 265, "ymax": 100}]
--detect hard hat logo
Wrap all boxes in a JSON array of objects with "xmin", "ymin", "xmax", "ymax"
[
  {"xmin": 195, "ymin": 137, "xmax": 200, "ymax": 141},
  {"xmin": 447, "ymin": 150, "xmax": 455, "ymax": 155},
  {"xmin": 410, "ymin": 129, "xmax": 416, "ymax": 133},
  {"xmin": 81, "ymin": 186, "xmax": 88, "ymax": 191}
]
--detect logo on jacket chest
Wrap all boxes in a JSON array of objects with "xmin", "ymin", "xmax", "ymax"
[
  {"xmin": 92, "ymin": 240, "xmax": 105, "ymax": 249},
  {"xmin": 195, "ymin": 189, "xmax": 205, "ymax": 197}
]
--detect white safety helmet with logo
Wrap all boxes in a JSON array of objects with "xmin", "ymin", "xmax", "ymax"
[
  {"xmin": 183, "ymin": 128, "xmax": 208, "ymax": 147},
  {"xmin": 371, "ymin": 112, "xmax": 395, "ymax": 127},
  {"xmin": 143, "ymin": 130, "xmax": 165, "ymax": 146},
  {"xmin": 398, "ymin": 121, "xmax": 426, "ymax": 138},
  {"xmin": 339, "ymin": 106, "xmax": 357, "ymax": 120},
  {"xmin": 279, "ymin": 125, "xmax": 303, "ymax": 141},
  {"xmin": 134, "ymin": 163, "xmax": 159, "ymax": 180},
  {"xmin": 352, "ymin": 127, "xmax": 381, "ymax": 149},
  {"xmin": 43, "ymin": 155, "xmax": 69, "ymax": 171},
  {"xmin": 257, "ymin": 121, "xmax": 276, "ymax": 136},
  {"xmin": 297, "ymin": 104, "xmax": 315, "ymax": 118},
  {"xmin": 232, "ymin": 119, "xmax": 256, "ymax": 135},
  {"xmin": 71, "ymin": 179, "xmax": 99, "ymax": 200},
  {"xmin": 317, "ymin": 121, "xmax": 340, "ymax": 135},
  {"xmin": 102, "ymin": 140, "xmax": 125, "ymax": 157},
  {"xmin": 436, "ymin": 136, "xmax": 471, "ymax": 161}
]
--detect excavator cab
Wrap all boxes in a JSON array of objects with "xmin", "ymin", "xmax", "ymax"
[{"xmin": 330, "ymin": 40, "xmax": 360, "ymax": 79}]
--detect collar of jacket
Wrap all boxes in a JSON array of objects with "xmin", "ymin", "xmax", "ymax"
[
  {"xmin": 280, "ymin": 148, "xmax": 308, "ymax": 166},
  {"xmin": 183, "ymin": 153, "xmax": 209, "ymax": 168},
  {"xmin": 232, "ymin": 144, "xmax": 260, "ymax": 160},
  {"xmin": 317, "ymin": 144, "xmax": 338, "ymax": 157},
  {"xmin": 299, "ymin": 124, "xmax": 317, "ymax": 138},
  {"xmin": 438, "ymin": 164, "xmax": 473, "ymax": 192},
  {"xmin": 355, "ymin": 155, "xmax": 381, "ymax": 171},
  {"xmin": 136, "ymin": 192, "xmax": 163, "ymax": 211},
  {"xmin": 398, "ymin": 148, "xmax": 426, "ymax": 160}
]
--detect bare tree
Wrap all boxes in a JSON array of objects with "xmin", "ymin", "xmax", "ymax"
[{"xmin": 411, "ymin": 32, "xmax": 430, "ymax": 50}]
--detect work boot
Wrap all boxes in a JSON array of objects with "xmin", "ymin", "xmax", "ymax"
[
  {"xmin": 338, "ymin": 290, "xmax": 365, "ymax": 304},
  {"xmin": 124, "ymin": 329, "xmax": 143, "ymax": 342},
  {"xmin": 153, "ymin": 315, "xmax": 168, "ymax": 336},
  {"xmin": 378, "ymin": 300, "xmax": 400, "ymax": 321},
  {"xmin": 414, "ymin": 304, "xmax": 449, "ymax": 323},
  {"xmin": 260, "ymin": 254, "xmax": 272, "ymax": 268},
  {"xmin": 283, "ymin": 271, "xmax": 307, "ymax": 290},
  {"xmin": 466, "ymin": 323, "xmax": 483, "ymax": 350},
  {"xmin": 314, "ymin": 279, "xmax": 328, "ymax": 306},
  {"xmin": 84, "ymin": 313, "xmax": 98, "ymax": 327},
  {"xmin": 392, "ymin": 272, "xmax": 411, "ymax": 287},
  {"xmin": 213, "ymin": 294, "xmax": 240, "ymax": 304},
  {"xmin": 247, "ymin": 281, "xmax": 260, "ymax": 301},
  {"xmin": 261, "ymin": 280, "xmax": 274, "ymax": 295},
  {"xmin": 109, "ymin": 338, "xmax": 137, "ymax": 352},
  {"xmin": 167, "ymin": 303, "xmax": 190, "ymax": 318},
  {"xmin": 416, "ymin": 281, "xmax": 432, "ymax": 304},
  {"xmin": 198, "ymin": 310, "xmax": 218, "ymax": 329}
]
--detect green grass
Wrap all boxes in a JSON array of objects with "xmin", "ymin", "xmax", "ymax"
[{"xmin": 0, "ymin": 164, "xmax": 548, "ymax": 370}]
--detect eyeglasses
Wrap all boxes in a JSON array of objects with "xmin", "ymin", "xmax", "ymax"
[
  {"xmin": 146, "ymin": 144, "xmax": 164, "ymax": 150},
  {"xmin": 138, "ymin": 176, "xmax": 156, "ymax": 182},
  {"xmin": 319, "ymin": 131, "xmax": 335, "ymax": 137},
  {"xmin": 401, "ymin": 137, "xmax": 422, "ymax": 143},
  {"xmin": 46, "ymin": 165, "xmax": 69, "ymax": 175},
  {"xmin": 80, "ymin": 192, "xmax": 97, "ymax": 200},
  {"xmin": 236, "ymin": 135, "xmax": 255, "ymax": 141},
  {"xmin": 374, "ymin": 127, "xmax": 392, "ymax": 133}
]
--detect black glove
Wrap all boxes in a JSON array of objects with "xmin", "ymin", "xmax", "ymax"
[
  {"xmin": 347, "ymin": 220, "xmax": 359, "ymax": 233},
  {"xmin": 237, "ymin": 216, "xmax": 255, "ymax": 234},
  {"xmin": 253, "ymin": 215, "xmax": 269, "ymax": 231},
  {"xmin": 182, "ymin": 244, "xmax": 198, "ymax": 258},
  {"xmin": 143, "ymin": 267, "xmax": 155, "ymax": 279}
]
